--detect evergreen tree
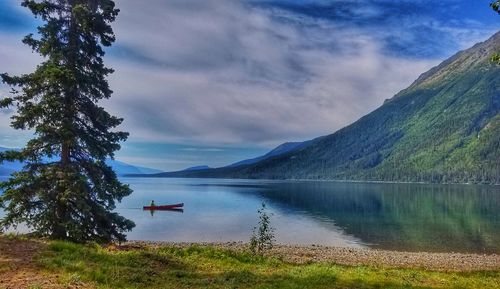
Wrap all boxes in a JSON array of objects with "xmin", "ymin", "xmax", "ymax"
[
  {"xmin": 492, "ymin": 1, "xmax": 500, "ymax": 13},
  {"xmin": 492, "ymin": 1, "xmax": 500, "ymax": 64},
  {"xmin": 0, "ymin": 0, "xmax": 135, "ymax": 242}
]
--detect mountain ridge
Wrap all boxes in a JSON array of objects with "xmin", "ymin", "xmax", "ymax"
[
  {"xmin": 132, "ymin": 31, "xmax": 500, "ymax": 184},
  {"xmin": 226, "ymin": 141, "xmax": 312, "ymax": 168},
  {"xmin": 0, "ymin": 147, "xmax": 161, "ymax": 176},
  {"xmin": 183, "ymin": 165, "xmax": 211, "ymax": 171}
]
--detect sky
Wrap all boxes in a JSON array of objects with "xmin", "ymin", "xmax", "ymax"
[{"xmin": 0, "ymin": 0, "xmax": 498, "ymax": 171}]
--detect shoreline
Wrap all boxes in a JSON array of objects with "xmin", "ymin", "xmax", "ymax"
[
  {"xmin": 121, "ymin": 175, "xmax": 500, "ymax": 186},
  {"xmin": 2, "ymin": 236, "xmax": 499, "ymax": 289},
  {"xmin": 125, "ymin": 241, "xmax": 500, "ymax": 272}
]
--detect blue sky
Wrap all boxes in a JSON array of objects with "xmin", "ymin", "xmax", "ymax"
[{"xmin": 0, "ymin": 0, "xmax": 498, "ymax": 171}]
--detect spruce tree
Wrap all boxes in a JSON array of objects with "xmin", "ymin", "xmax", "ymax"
[
  {"xmin": 492, "ymin": 1, "xmax": 500, "ymax": 64},
  {"xmin": 492, "ymin": 1, "xmax": 500, "ymax": 13},
  {"xmin": 0, "ymin": 0, "xmax": 135, "ymax": 242}
]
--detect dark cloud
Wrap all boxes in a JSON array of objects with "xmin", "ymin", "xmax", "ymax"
[{"xmin": 255, "ymin": 0, "xmax": 497, "ymax": 58}]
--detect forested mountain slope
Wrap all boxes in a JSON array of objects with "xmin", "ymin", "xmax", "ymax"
[
  {"xmin": 148, "ymin": 32, "xmax": 500, "ymax": 184},
  {"xmin": 226, "ymin": 141, "xmax": 311, "ymax": 168}
]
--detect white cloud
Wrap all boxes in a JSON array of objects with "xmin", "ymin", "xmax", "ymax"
[
  {"xmin": 101, "ymin": 0, "xmax": 442, "ymax": 146},
  {"xmin": 181, "ymin": 148, "xmax": 225, "ymax": 152},
  {"xmin": 0, "ymin": 33, "xmax": 40, "ymax": 147},
  {"xmin": 0, "ymin": 0, "xmax": 496, "ymax": 151}
]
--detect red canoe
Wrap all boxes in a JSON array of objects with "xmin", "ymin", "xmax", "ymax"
[{"xmin": 143, "ymin": 203, "xmax": 184, "ymax": 210}]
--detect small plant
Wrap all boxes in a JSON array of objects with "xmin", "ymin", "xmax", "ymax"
[{"xmin": 250, "ymin": 202, "xmax": 275, "ymax": 255}]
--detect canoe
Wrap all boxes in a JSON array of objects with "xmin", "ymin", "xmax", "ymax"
[{"xmin": 143, "ymin": 203, "xmax": 184, "ymax": 210}]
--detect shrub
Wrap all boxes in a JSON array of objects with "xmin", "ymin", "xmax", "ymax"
[{"xmin": 250, "ymin": 202, "xmax": 275, "ymax": 254}]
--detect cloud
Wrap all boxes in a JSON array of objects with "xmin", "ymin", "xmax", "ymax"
[
  {"xmin": 0, "ymin": 32, "xmax": 40, "ymax": 147},
  {"xmin": 0, "ymin": 0, "xmax": 498, "ymax": 153},
  {"xmin": 181, "ymin": 148, "xmax": 225, "ymax": 152},
  {"xmin": 103, "ymin": 0, "xmax": 491, "ymax": 146}
]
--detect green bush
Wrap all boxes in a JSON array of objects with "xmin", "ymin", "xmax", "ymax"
[{"xmin": 250, "ymin": 202, "xmax": 276, "ymax": 255}]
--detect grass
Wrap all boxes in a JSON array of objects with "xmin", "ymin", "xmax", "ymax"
[
  {"xmin": 0, "ymin": 235, "xmax": 498, "ymax": 288},
  {"xmin": 29, "ymin": 240, "xmax": 499, "ymax": 289}
]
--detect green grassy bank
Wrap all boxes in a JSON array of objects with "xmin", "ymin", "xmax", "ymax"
[{"xmin": 0, "ymin": 236, "xmax": 499, "ymax": 289}]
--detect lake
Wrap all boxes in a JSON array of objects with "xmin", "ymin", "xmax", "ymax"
[
  {"xmin": 2, "ymin": 177, "xmax": 499, "ymax": 253},
  {"xmin": 116, "ymin": 178, "xmax": 500, "ymax": 254}
]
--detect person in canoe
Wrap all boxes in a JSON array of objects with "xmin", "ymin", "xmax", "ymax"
[{"xmin": 150, "ymin": 200, "xmax": 155, "ymax": 207}]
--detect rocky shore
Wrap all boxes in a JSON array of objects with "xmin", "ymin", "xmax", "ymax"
[{"xmin": 126, "ymin": 241, "xmax": 500, "ymax": 272}]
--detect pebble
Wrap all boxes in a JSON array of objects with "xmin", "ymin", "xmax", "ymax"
[{"xmin": 124, "ymin": 241, "xmax": 500, "ymax": 272}]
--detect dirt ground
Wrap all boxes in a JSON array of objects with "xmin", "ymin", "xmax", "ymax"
[
  {"xmin": 2, "ymin": 238, "xmax": 500, "ymax": 288},
  {"xmin": 0, "ymin": 238, "xmax": 92, "ymax": 289}
]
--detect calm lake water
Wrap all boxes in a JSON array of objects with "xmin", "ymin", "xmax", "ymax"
[{"xmin": 2, "ymin": 177, "xmax": 499, "ymax": 253}]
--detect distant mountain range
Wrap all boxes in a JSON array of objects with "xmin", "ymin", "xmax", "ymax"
[
  {"xmin": 0, "ymin": 147, "xmax": 161, "ymax": 176},
  {"xmin": 182, "ymin": 165, "xmax": 211, "ymax": 171},
  {"xmin": 226, "ymin": 141, "xmax": 311, "ymax": 167},
  {"xmin": 106, "ymin": 160, "xmax": 162, "ymax": 175},
  {"xmin": 175, "ymin": 141, "xmax": 312, "ymax": 172},
  {"xmin": 132, "ymin": 31, "xmax": 500, "ymax": 184}
]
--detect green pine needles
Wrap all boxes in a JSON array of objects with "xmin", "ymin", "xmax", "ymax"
[
  {"xmin": 492, "ymin": 1, "xmax": 500, "ymax": 64},
  {"xmin": 0, "ymin": 0, "xmax": 134, "ymax": 243},
  {"xmin": 250, "ymin": 202, "xmax": 276, "ymax": 254},
  {"xmin": 492, "ymin": 1, "xmax": 500, "ymax": 13}
]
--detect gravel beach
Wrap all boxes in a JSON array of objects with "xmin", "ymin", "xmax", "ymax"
[{"xmin": 126, "ymin": 241, "xmax": 500, "ymax": 272}]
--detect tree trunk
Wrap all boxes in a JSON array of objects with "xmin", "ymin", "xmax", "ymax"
[{"xmin": 55, "ymin": 0, "xmax": 81, "ymax": 239}]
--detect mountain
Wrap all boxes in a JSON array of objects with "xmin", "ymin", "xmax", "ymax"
[
  {"xmin": 167, "ymin": 141, "xmax": 311, "ymax": 174},
  {"xmin": 106, "ymin": 160, "xmax": 162, "ymax": 175},
  {"xmin": 227, "ymin": 141, "xmax": 311, "ymax": 167},
  {"xmin": 134, "ymin": 32, "xmax": 500, "ymax": 184},
  {"xmin": 183, "ymin": 165, "xmax": 211, "ymax": 171},
  {"xmin": 167, "ymin": 141, "xmax": 312, "ymax": 174},
  {"xmin": 0, "ymin": 147, "xmax": 23, "ymax": 175},
  {"xmin": 0, "ymin": 147, "xmax": 161, "ymax": 176}
]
